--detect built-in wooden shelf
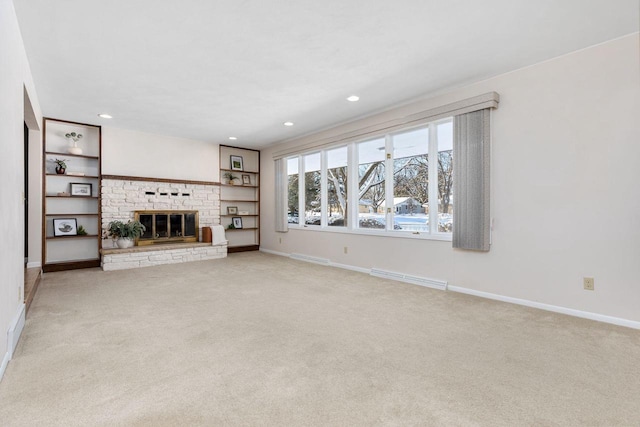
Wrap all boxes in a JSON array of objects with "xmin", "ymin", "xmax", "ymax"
[
  {"xmin": 45, "ymin": 151, "xmax": 99, "ymax": 160},
  {"xmin": 225, "ymin": 227, "xmax": 258, "ymax": 231},
  {"xmin": 46, "ymin": 173, "xmax": 99, "ymax": 178},
  {"xmin": 221, "ymin": 214, "xmax": 258, "ymax": 217},
  {"xmin": 220, "ymin": 184, "xmax": 258, "ymax": 188},
  {"xmin": 46, "ymin": 234, "xmax": 99, "ymax": 240},
  {"xmin": 220, "ymin": 199, "xmax": 258, "ymax": 203},
  {"xmin": 45, "ymin": 213, "xmax": 98, "ymax": 217},
  {"xmin": 220, "ymin": 168, "xmax": 259, "ymax": 174},
  {"xmin": 46, "ymin": 195, "xmax": 98, "ymax": 199}
]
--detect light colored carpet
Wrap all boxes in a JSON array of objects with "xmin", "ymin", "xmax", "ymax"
[{"xmin": 1, "ymin": 252, "xmax": 639, "ymax": 426}]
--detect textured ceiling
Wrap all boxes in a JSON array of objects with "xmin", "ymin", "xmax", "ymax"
[{"xmin": 14, "ymin": 0, "xmax": 639, "ymax": 148}]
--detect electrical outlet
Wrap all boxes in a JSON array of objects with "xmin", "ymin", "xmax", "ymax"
[
  {"xmin": 583, "ymin": 277, "xmax": 594, "ymax": 291},
  {"xmin": 344, "ymin": 246, "xmax": 348, "ymax": 254}
]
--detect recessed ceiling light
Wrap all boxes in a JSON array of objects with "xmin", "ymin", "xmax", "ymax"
[
  {"xmin": 283, "ymin": 122, "xmax": 294, "ymax": 126},
  {"xmin": 228, "ymin": 136, "xmax": 237, "ymax": 140},
  {"xmin": 346, "ymin": 95, "xmax": 360, "ymax": 102},
  {"xmin": 98, "ymin": 113, "xmax": 113, "ymax": 119}
]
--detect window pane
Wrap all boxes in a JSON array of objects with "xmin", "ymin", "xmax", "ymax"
[
  {"xmin": 358, "ymin": 138, "xmax": 386, "ymax": 229},
  {"xmin": 392, "ymin": 128, "xmax": 429, "ymax": 232},
  {"xmin": 287, "ymin": 157, "xmax": 299, "ymax": 224},
  {"xmin": 327, "ymin": 147, "xmax": 348, "ymax": 227},
  {"xmin": 304, "ymin": 153, "xmax": 321, "ymax": 225},
  {"xmin": 437, "ymin": 120, "xmax": 453, "ymax": 232}
]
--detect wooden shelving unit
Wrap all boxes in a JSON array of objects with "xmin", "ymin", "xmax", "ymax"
[
  {"xmin": 219, "ymin": 145, "xmax": 260, "ymax": 253},
  {"xmin": 42, "ymin": 118, "xmax": 102, "ymax": 272}
]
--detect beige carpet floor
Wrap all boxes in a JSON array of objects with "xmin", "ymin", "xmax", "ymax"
[{"xmin": 1, "ymin": 252, "xmax": 639, "ymax": 426}]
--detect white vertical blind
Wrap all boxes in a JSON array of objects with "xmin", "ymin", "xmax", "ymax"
[
  {"xmin": 453, "ymin": 109, "xmax": 491, "ymax": 251},
  {"xmin": 274, "ymin": 158, "xmax": 288, "ymax": 232}
]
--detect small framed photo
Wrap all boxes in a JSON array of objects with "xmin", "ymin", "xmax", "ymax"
[
  {"xmin": 227, "ymin": 206, "xmax": 238, "ymax": 215},
  {"xmin": 242, "ymin": 174, "xmax": 251, "ymax": 185},
  {"xmin": 70, "ymin": 182, "xmax": 92, "ymax": 197},
  {"xmin": 232, "ymin": 217, "xmax": 243, "ymax": 229},
  {"xmin": 53, "ymin": 218, "xmax": 78, "ymax": 237},
  {"xmin": 230, "ymin": 155, "xmax": 244, "ymax": 171}
]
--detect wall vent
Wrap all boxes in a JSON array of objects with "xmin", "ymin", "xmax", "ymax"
[
  {"xmin": 370, "ymin": 268, "xmax": 447, "ymax": 290},
  {"xmin": 290, "ymin": 253, "xmax": 330, "ymax": 265}
]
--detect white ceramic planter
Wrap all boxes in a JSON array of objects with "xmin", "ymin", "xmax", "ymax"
[{"xmin": 116, "ymin": 238, "xmax": 134, "ymax": 249}]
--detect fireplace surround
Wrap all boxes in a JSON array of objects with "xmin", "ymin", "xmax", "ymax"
[{"xmin": 134, "ymin": 210, "xmax": 199, "ymax": 246}]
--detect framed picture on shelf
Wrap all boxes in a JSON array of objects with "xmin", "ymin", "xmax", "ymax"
[
  {"xmin": 227, "ymin": 206, "xmax": 238, "ymax": 215},
  {"xmin": 70, "ymin": 182, "xmax": 92, "ymax": 197},
  {"xmin": 232, "ymin": 217, "xmax": 243, "ymax": 229},
  {"xmin": 242, "ymin": 174, "xmax": 251, "ymax": 185},
  {"xmin": 230, "ymin": 155, "xmax": 243, "ymax": 171},
  {"xmin": 53, "ymin": 218, "xmax": 78, "ymax": 237}
]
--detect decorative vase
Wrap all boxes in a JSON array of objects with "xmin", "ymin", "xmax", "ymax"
[
  {"xmin": 55, "ymin": 166, "xmax": 66, "ymax": 175},
  {"xmin": 67, "ymin": 137, "xmax": 83, "ymax": 155},
  {"xmin": 116, "ymin": 238, "xmax": 134, "ymax": 249}
]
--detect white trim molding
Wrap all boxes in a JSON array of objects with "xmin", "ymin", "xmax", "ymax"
[
  {"xmin": 447, "ymin": 286, "xmax": 640, "ymax": 330},
  {"xmin": 260, "ymin": 248, "xmax": 640, "ymax": 330},
  {"xmin": 26, "ymin": 261, "xmax": 41, "ymax": 269},
  {"xmin": 2, "ymin": 303, "xmax": 26, "ymax": 382}
]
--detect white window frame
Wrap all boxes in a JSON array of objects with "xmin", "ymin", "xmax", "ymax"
[{"xmin": 286, "ymin": 117, "xmax": 453, "ymax": 242}]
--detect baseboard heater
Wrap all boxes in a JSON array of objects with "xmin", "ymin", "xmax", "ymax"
[
  {"xmin": 290, "ymin": 253, "xmax": 330, "ymax": 265},
  {"xmin": 370, "ymin": 268, "xmax": 447, "ymax": 291}
]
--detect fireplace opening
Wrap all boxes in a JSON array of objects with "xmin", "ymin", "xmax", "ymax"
[{"xmin": 134, "ymin": 210, "xmax": 199, "ymax": 245}]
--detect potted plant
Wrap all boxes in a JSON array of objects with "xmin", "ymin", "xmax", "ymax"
[
  {"xmin": 108, "ymin": 220, "xmax": 146, "ymax": 249},
  {"xmin": 223, "ymin": 172, "xmax": 239, "ymax": 185},
  {"xmin": 53, "ymin": 158, "xmax": 68, "ymax": 174}
]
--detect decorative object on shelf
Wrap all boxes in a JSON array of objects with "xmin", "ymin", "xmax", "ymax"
[
  {"xmin": 56, "ymin": 192, "xmax": 70, "ymax": 197},
  {"xmin": 65, "ymin": 132, "xmax": 83, "ymax": 155},
  {"xmin": 227, "ymin": 206, "xmax": 238, "ymax": 215},
  {"xmin": 53, "ymin": 158, "xmax": 67, "ymax": 174},
  {"xmin": 230, "ymin": 155, "xmax": 243, "ymax": 171},
  {"xmin": 242, "ymin": 174, "xmax": 251, "ymax": 185},
  {"xmin": 107, "ymin": 220, "xmax": 146, "ymax": 249},
  {"xmin": 70, "ymin": 182, "xmax": 92, "ymax": 196},
  {"xmin": 227, "ymin": 223, "xmax": 235, "ymax": 230},
  {"xmin": 202, "ymin": 226, "xmax": 212, "ymax": 243},
  {"xmin": 77, "ymin": 225, "xmax": 88, "ymax": 236},
  {"xmin": 223, "ymin": 172, "xmax": 239, "ymax": 185},
  {"xmin": 238, "ymin": 210, "xmax": 249, "ymax": 215},
  {"xmin": 232, "ymin": 217, "xmax": 243, "ymax": 229},
  {"xmin": 53, "ymin": 218, "xmax": 78, "ymax": 237}
]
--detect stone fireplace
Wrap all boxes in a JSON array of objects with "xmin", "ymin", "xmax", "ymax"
[{"xmin": 100, "ymin": 176, "xmax": 226, "ymax": 270}]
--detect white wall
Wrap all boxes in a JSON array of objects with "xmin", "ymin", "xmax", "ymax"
[
  {"xmin": 260, "ymin": 34, "xmax": 640, "ymax": 324},
  {"xmin": 0, "ymin": 0, "xmax": 42, "ymax": 371},
  {"xmin": 102, "ymin": 127, "xmax": 218, "ymax": 182}
]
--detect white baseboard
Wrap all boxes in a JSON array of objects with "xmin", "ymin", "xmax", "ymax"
[
  {"xmin": 8, "ymin": 304, "xmax": 25, "ymax": 357},
  {"xmin": 0, "ymin": 351, "xmax": 9, "ymax": 383},
  {"xmin": 1, "ymin": 303, "xmax": 26, "ymax": 383},
  {"xmin": 26, "ymin": 261, "xmax": 41, "ymax": 269},
  {"xmin": 448, "ymin": 286, "xmax": 640, "ymax": 330},
  {"xmin": 258, "ymin": 247, "xmax": 639, "ymax": 330},
  {"xmin": 259, "ymin": 248, "xmax": 289, "ymax": 257}
]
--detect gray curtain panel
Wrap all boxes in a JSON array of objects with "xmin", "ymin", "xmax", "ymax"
[
  {"xmin": 453, "ymin": 109, "xmax": 490, "ymax": 251},
  {"xmin": 274, "ymin": 158, "xmax": 289, "ymax": 232}
]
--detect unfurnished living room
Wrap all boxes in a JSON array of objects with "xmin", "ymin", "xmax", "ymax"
[{"xmin": 1, "ymin": 1, "xmax": 640, "ymax": 425}]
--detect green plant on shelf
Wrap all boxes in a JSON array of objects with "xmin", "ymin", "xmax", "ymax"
[
  {"xmin": 52, "ymin": 158, "xmax": 68, "ymax": 169},
  {"xmin": 77, "ymin": 225, "xmax": 88, "ymax": 236}
]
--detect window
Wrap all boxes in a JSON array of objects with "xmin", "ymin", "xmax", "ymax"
[
  {"xmin": 287, "ymin": 157, "xmax": 299, "ymax": 224},
  {"xmin": 304, "ymin": 153, "xmax": 321, "ymax": 226},
  {"xmin": 285, "ymin": 117, "xmax": 453, "ymax": 239},
  {"xmin": 358, "ymin": 138, "xmax": 386, "ymax": 229},
  {"xmin": 326, "ymin": 146, "xmax": 348, "ymax": 227}
]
